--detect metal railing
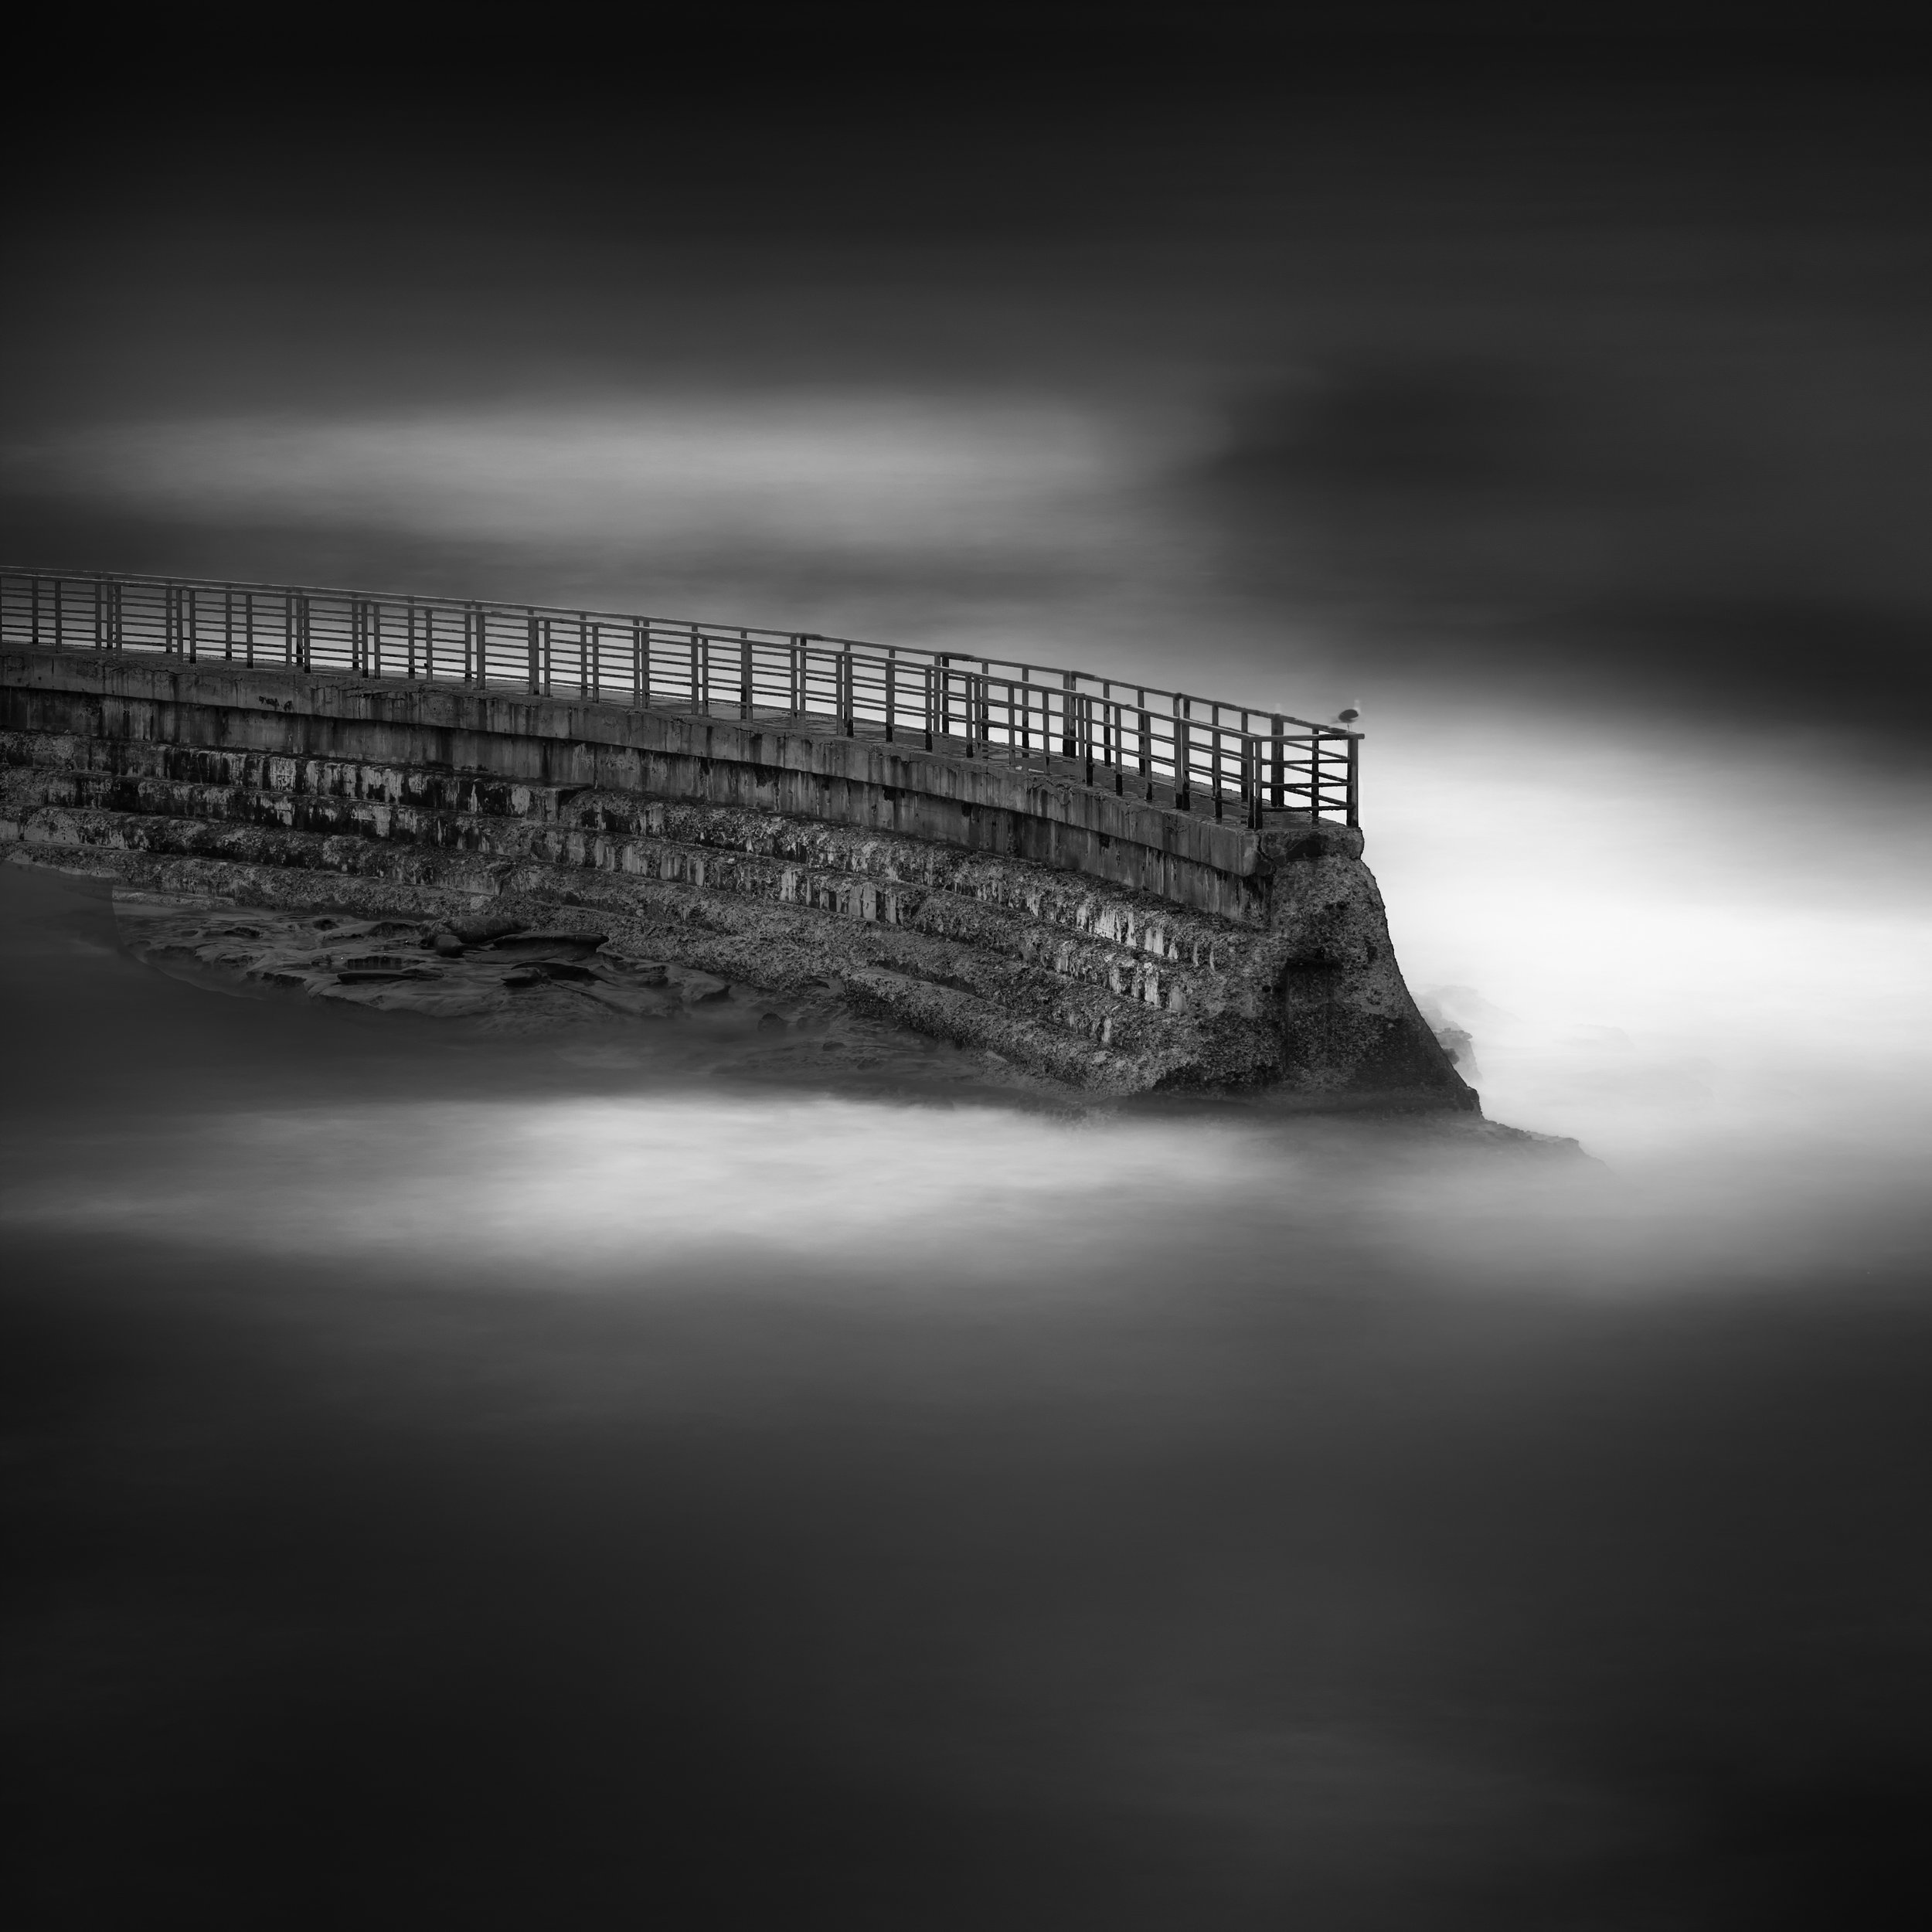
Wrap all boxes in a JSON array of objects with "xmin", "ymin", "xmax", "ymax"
[{"xmin": 0, "ymin": 566, "xmax": 1360, "ymax": 828}]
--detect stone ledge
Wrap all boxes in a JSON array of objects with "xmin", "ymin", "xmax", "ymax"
[{"xmin": 4, "ymin": 648, "xmax": 1363, "ymax": 913}]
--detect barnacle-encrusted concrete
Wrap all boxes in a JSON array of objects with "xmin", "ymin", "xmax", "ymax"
[{"xmin": 1, "ymin": 645, "xmax": 1475, "ymax": 1106}]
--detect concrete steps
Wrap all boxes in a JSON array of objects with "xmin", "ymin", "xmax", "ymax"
[
  {"xmin": 2, "ymin": 744, "xmax": 1290, "ymax": 1088},
  {"xmin": 0, "ymin": 734, "xmax": 1287, "ymax": 1031},
  {"xmin": 0, "ymin": 729, "xmax": 1264, "ymax": 957}
]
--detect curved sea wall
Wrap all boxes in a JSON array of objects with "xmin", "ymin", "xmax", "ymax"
[{"xmin": 2, "ymin": 645, "xmax": 1474, "ymax": 1107}]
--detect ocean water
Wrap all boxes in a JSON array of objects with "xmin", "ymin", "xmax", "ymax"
[{"xmin": 4, "ymin": 838, "xmax": 1929, "ymax": 1927}]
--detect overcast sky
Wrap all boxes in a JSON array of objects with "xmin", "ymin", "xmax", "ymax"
[{"xmin": 5, "ymin": 19, "xmax": 1928, "ymax": 777}]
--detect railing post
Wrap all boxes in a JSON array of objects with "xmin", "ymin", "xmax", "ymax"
[{"xmin": 0, "ymin": 570, "xmax": 1366, "ymax": 832}]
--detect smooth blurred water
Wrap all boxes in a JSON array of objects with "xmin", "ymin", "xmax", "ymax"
[{"xmin": 5, "ymin": 852, "xmax": 1930, "ymax": 1928}]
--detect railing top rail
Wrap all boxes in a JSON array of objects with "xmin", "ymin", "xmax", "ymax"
[{"xmin": 0, "ymin": 564, "xmax": 1357, "ymax": 742}]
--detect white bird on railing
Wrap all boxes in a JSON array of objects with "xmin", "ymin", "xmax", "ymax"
[{"xmin": 1332, "ymin": 703, "xmax": 1361, "ymax": 729}]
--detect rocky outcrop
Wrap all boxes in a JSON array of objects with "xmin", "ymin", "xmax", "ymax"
[{"xmin": 1, "ymin": 648, "xmax": 1475, "ymax": 1107}]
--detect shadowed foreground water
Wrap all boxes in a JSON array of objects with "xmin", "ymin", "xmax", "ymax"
[{"xmin": 4, "ymin": 859, "xmax": 1930, "ymax": 1929}]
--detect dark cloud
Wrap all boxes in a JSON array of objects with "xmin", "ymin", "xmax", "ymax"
[
  {"xmin": 1232, "ymin": 357, "xmax": 1563, "ymax": 499},
  {"xmin": 1191, "ymin": 335, "xmax": 1932, "ymax": 724},
  {"xmin": 5, "ymin": 32, "xmax": 1930, "ymax": 736}
]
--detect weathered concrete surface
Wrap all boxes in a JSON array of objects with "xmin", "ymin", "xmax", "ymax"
[{"xmin": 2, "ymin": 646, "xmax": 1475, "ymax": 1106}]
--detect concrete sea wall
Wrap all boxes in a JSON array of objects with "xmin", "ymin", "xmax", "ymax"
[{"xmin": 2, "ymin": 646, "xmax": 1475, "ymax": 1106}]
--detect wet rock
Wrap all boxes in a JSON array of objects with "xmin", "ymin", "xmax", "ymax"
[
  {"xmin": 1428, "ymin": 1020, "xmax": 1480, "ymax": 1080},
  {"xmin": 756, "ymin": 1012, "xmax": 789, "ymax": 1033},
  {"xmin": 484, "ymin": 930, "xmax": 607, "ymax": 958},
  {"xmin": 447, "ymin": 913, "xmax": 526, "ymax": 944}
]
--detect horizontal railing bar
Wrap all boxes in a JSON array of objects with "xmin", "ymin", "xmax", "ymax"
[
  {"xmin": 1, "ymin": 564, "xmax": 1363, "ymax": 826},
  {"xmin": 0, "ymin": 564, "xmax": 1351, "ymax": 741}
]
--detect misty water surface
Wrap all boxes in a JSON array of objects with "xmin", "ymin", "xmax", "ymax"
[{"xmin": 4, "ymin": 845, "xmax": 1929, "ymax": 1927}]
